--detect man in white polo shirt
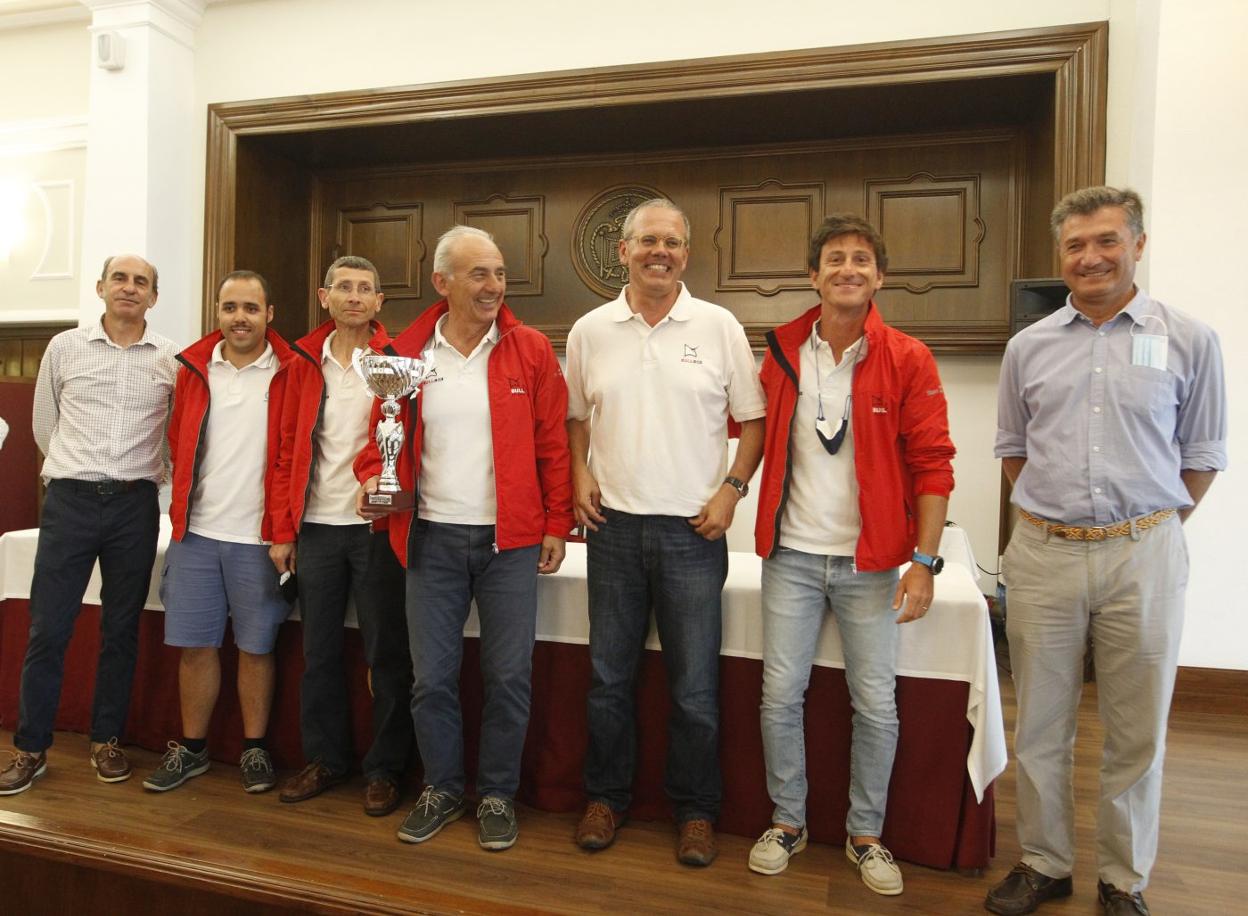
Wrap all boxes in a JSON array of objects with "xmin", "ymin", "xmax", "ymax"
[
  {"xmin": 566, "ymin": 198, "xmax": 766, "ymax": 867},
  {"xmin": 270, "ymin": 256, "xmax": 411, "ymax": 818},
  {"xmin": 356, "ymin": 225, "xmax": 573, "ymax": 852},
  {"xmin": 142, "ymin": 271, "xmax": 294, "ymax": 794}
]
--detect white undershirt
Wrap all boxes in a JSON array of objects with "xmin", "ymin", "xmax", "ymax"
[
  {"xmin": 303, "ymin": 331, "xmax": 375, "ymax": 526},
  {"xmin": 188, "ymin": 341, "xmax": 276, "ymax": 545},
  {"xmin": 779, "ymin": 324, "xmax": 863, "ymax": 555},
  {"xmin": 417, "ymin": 315, "xmax": 498, "ymax": 525}
]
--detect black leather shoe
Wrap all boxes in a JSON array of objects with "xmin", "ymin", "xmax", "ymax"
[
  {"xmin": 985, "ymin": 862, "xmax": 1073, "ymax": 915},
  {"xmin": 1098, "ymin": 880, "xmax": 1150, "ymax": 915}
]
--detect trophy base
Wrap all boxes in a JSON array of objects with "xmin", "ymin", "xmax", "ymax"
[{"xmin": 365, "ymin": 489, "xmax": 415, "ymax": 512}]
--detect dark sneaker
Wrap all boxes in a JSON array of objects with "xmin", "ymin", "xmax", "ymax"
[
  {"xmin": 90, "ymin": 737, "xmax": 132, "ymax": 783},
  {"xmin": 748, "ymin": 825, "xmax": 808, "ymax": 875},
  {"xmin": 239, "ymin": 747, "xmax": 276, "ymax": 793},
  {"xmin": 396, "ymin": 786, "xmax": 465, "ymax": 844},
  {"xmin": 477, "ymin": 796, "xmax": 518, "ymax": 851},
  {"xmin": 0, "ymin": 750, "xmax": 47, "ymax": 796},
  {"xmin": 143, "ymin": 741, "xmax": 210, "ymax": 792},
  {"xmin": 985, "ymin": 862, "xmax": 1073, "ymax": 915}
]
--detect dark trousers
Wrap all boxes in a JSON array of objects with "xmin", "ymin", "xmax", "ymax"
[
  {"xmin": 295, "ymin": 523, "xmax": 413, "ymax": 780},
  {"xmin": 583, "ymin": 508, "xmax": 727, "ymax": 823},
  {"xmin": 15, "ymin": 479, "xmax": 160, "ymax": 753}
]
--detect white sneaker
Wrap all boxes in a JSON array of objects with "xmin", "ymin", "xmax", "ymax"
[
  {"xmin": 845, "ymin": 839, "xmax": 903, "ymax": 895},
  {"xmin": 748, "ymin": 825, "xmax": 808, "ymax": 875}
]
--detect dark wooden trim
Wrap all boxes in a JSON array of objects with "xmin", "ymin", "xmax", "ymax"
[
  {"xmin": 0, "ymin": 321, "xmax": 75, "ymax": 338},
  {"xmin": 203, "ymin": 107, "xmax": 239, "ymax": 334},
  {"xmin": 203, "ymin": 22, "xmax": 1109, "ymax": 344},
  {"xmin": 1172, "ymin": 666, "xmax": 1248, "ymax": 718},
  {"xmin": 0, "ymin": 818, "xmax": 496, "ymax": 915}
]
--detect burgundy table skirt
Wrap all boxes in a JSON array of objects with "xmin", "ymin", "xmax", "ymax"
[{"xmin": 0, "ymin": 599, "xmax": 993, "ymax": 869}]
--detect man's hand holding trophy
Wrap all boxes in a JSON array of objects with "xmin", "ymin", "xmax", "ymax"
[{"xmin": 352, "ymin": 348, "xmax": 435, "ymax": 516}]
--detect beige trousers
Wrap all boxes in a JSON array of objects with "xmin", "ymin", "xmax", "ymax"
[{"xmin": 1004, "ymin": 514, "xmax": 1187, "ymax": 893}]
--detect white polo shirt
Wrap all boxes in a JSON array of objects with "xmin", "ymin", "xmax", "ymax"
[
  {"xmin": 303, "ymin": 331, "xmax": 375, "ymax": 526},
  {"xmin": 417, "ymin": 314, "xmax": 498, "ymax": 525},
  {"xmin": 566, "ymin": 283, "xmax": 765, "ymax": 517},
  {"xmin": 189, "ymin": 341, "xmax": 277, "ymax": 545},
  {"xmin": 779, "ymin": 323, "xmax": 863, "ymax": 556}
]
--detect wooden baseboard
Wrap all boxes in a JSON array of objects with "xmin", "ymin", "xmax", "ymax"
[
  {"xmin": 1171, "ymin": 666, "xmax": 1248, "ymax": 717},
  {"xmin": 0, "ymin": 821, "xmax": 411, "ymax": 915}
]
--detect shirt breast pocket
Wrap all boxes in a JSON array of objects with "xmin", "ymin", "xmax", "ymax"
[{"xmin": 1119, "ymin": 366, "xmax": 1177, "ymax": 421}]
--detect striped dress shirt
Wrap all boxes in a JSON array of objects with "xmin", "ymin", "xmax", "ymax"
[{"xmin": 33, "ymin": 318, "xmax": 178, "ymax": 483}]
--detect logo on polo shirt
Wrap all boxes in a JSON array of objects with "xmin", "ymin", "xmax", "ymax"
[
  {"xmin": 681, "ymin": 344, "xmax": 702, "ymax": 365},
  {"xmin": 872, "ymin": 395, "xmax": 888, "ymax": 414},
  {"xmin": 509, "ymin": 376, "xmax": 526, "ymax": 394},
  {"xmin": 423, "ymin": 367, "xmax": 443, "ymax": 385}
]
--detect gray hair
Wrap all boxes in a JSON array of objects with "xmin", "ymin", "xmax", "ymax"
[
  {"xmin": 100, "ymin": 254, "xmax": 158, "ymax": 295},
  {"xmin": 323, "ymin": 255, "xmax": 380, "ymax": 290},
  {"xmin": 621, "ymin": 198, "xmax": 691, "ymax": 245},
  {"xmin": 433, "ymin": 225, "xmax": 496, "ymax": 277},
  {"xmin": 1050, "ymin": 186, "xmax": 1145, "ymax": 239}
]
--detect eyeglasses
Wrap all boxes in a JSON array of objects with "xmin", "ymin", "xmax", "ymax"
[
  {"xmin": 816, "ymin": 393, "xmax": 852, "ymax": 455},
  {"xmin": 626, "ymin": 235, "xmax": 687, "ymax": 251}
]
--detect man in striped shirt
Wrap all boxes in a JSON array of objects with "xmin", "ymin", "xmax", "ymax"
[{"xmin": 0, "ymin": 254, "xmax": 177, "ymax": 795}]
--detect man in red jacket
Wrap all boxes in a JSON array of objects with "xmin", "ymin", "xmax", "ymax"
[
  {"xmin": 748, "ymin": 215, "xmax": 955, "ymax": 893},
  {"xmin": 269, "ymin": 256, "xmax": 412, "ymax": 817},
  {"xmin": 356, "ymin": 226, "xmax": 573, "ymax": 852},
  {"xmin": 143, "ymin": 271, "xmax": 294, "ymax": 795}
]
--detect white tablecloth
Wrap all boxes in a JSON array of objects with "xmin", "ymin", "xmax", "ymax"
[{"xmin": 0, "ymin": 524, "xmax": 1006, "ymax": 800}]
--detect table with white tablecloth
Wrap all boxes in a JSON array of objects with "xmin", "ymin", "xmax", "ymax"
[{"xmin": 0, "ymin": 523, "xmax": 1005, "ymax": 868}]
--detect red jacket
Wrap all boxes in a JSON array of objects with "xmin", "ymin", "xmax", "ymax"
[
  {"xmin": 168, "ymin": 329, "xmax": 295, "ymax": 542},
  {"xmin": 755, "ymin": 303, "xmax": 955, "ymax": 571},
  {"xmin": 269, "ymin": 319, "xmax": 393, "ymax": 543},
  {"xmin": 353, "ymin": 300, "xmax": 574, "ymax": 567}
]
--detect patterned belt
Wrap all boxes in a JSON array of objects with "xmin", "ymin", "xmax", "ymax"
[{"xmin": 1018, "ymin": 507, "xmax": 1176, "ymax": 541}]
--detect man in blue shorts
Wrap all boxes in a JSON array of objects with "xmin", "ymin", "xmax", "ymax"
[{"xmin": 143, "ymin": 270, "xmax": 295, "ymax": 793}]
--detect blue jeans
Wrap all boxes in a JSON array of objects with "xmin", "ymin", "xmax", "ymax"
[
  {"xmin": 407, "ymin": 520, "xmax": 539, "ymax": 800},
  {"xmin": 16, "ymin": 479, "xmax": 159, "ymax": 752},
  {"xmin": 583, "ymin": 508, "xmax": 727, "ymax": 823},
  {"xmin": 760, "ymin": 548, "xmax": 900, "ymax": 836}
]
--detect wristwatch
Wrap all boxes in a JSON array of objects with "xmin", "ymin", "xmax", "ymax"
[
  {"xmin": 723, "ymin": 476, "xmax": 749, "ymax": 498},
  {"xmin": 912, "ymin": 551, "xmax": 944, "ymax": 575}
]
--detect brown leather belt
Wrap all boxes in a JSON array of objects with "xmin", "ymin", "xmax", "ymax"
[{"xmin": 1018, "ymin": 507, "xmax": 1176, "ymax": 541}]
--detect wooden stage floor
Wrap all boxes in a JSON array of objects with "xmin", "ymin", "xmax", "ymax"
[{"xmin": 0, "ymin": 672, "xmax": 1243, "ymax": 914}]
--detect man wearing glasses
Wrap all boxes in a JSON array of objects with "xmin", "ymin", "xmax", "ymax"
[
  {"xmin": 566, "ymin": 198, "xmax": 765, "ymax": 866},
  {"xmin": 748, "ymin": 215, "xmax": 955, "ymax": 894}
]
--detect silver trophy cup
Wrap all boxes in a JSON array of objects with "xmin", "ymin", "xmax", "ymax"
[{"xmin": 352, "ymin": 349, "xmax": 435, "ymax": 510}]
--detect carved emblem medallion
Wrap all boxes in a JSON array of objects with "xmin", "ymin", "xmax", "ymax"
[{"xmin": 571, "ymin": 185, "xmax": 665, "ymax": 299}]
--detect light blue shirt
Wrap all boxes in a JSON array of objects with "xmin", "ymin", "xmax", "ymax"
[{"xmin": 995, "ymin": 289, "xmax": 1226, "ymax": 526}]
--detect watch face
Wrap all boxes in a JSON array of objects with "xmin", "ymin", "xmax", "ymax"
[{"xmin": 931, "ymin": 556, "xmax": 945, "ymax": 575}]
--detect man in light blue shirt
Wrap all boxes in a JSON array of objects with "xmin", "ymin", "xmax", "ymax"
[{"xmin": 986, "ymin": 187, "xmax": 1227, "ymax": 916}]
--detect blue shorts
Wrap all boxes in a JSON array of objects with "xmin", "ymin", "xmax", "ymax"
[{"xmin": 160, "ymin": 531, "xmax": 291, "ymax": 654}]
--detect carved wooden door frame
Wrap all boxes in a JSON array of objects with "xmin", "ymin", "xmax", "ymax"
[{"xmin": 204, "ymin": 22, "xmax": 1107, "ymax": 334}]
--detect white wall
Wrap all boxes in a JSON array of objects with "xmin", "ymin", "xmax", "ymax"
[
  {"xmin": 0, "ymin": 19, "xmax": 90, "ymax": 322},
  {"xmin": 0, "ymin": 20, "xmax": 89, "ymax": 122},
  {"xmin": 1142, "ymin": 0, "xmax": 1247, "ymax": 669}
]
